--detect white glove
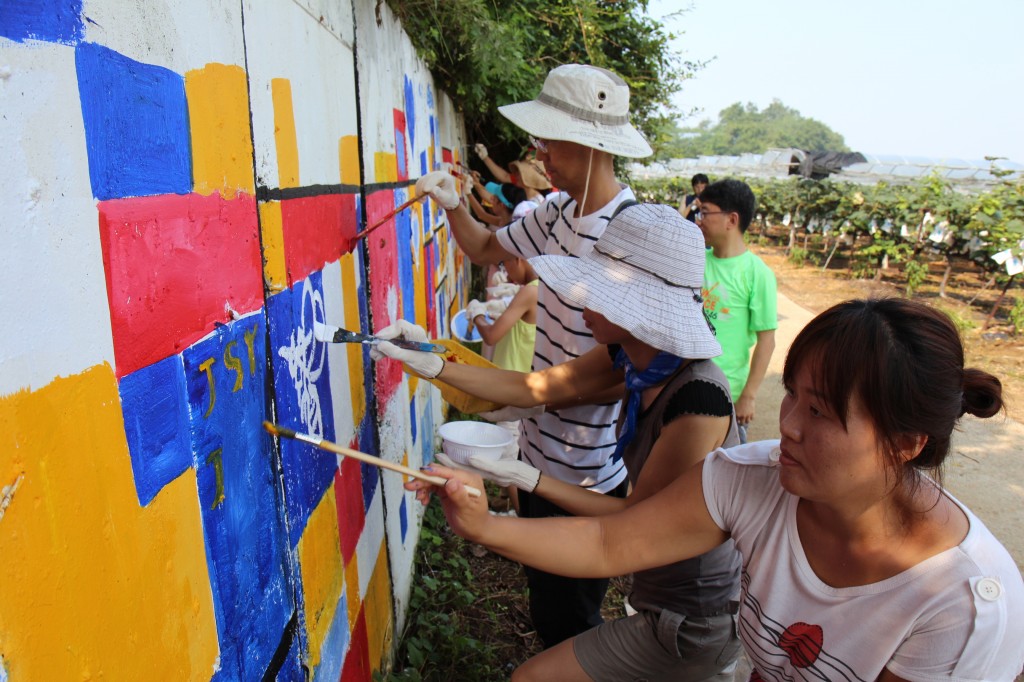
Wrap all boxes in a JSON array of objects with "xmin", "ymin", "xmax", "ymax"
[
  {"xmin": 484, "ymin": 298, "xmax": 509, "ymax": 318},
  {"xmin": 461, "ymin": 173, "xmax": 474, "ymax": 198},
  {"xmin": 479, "ymin": 404, "xmax": 545, "ymax": 422},
  {"xmin": 474, "ymin": 143, "xmax": 489, "ymax": 160},
  {"xmin": 486, "ymin": 283, "xmax": 520, "ymax": 299},
  {"xmin": 415, "ymin": 171, "xmax": 460, "ymax": 211},
  {"xmin": 374, "ymin": 319, "xmax": 429, "ymax": 343},
  {"xmin": 370, "ymin": 320, "xmax": 444, "ymax": 379},
  {"xmin": 435, "ymin": 452, "xmax": 539, "ymax": 492},
  {"xmin": 466, "ymin": 299, "xmax": 488, "ymax": 322}
]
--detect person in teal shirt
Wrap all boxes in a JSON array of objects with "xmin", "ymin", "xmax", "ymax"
[{"xmin": 697, "ymin": 179, "xmax": 777, "ymax": 442}]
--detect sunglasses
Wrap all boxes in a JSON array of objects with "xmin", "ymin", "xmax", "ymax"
[{"xmin": 529, "ymin": 136, "xmax": 549, "ymax": 153}]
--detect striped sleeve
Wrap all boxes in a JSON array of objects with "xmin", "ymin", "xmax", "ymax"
[{"xmin": 496, "ymin": 193, "xmax": 562, "ymax": 259}]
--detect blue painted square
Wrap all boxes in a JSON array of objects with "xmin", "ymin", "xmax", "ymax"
[
  {"xmin": 408, "ymin": 394, "xmax": 417, "ymax": 443},
  {"xmin": 311, "ymin": 590, "xmax": 350, "ymax": 682},
  {"xmin": 358, "ymin": 418, "xmax": 380, "ymax": 510},
  {"xmin": 395, "ymin": 129, "xmax": 408, "ymax": 180},
  {"xmin": 396, "ymin": 192, "xmax": 417, "ymax": 323},
  {"xmin": 403, "ymin": 76, "xmax": 417, "ymax": 153},
  {"xmin": 420, "ymin": 405, "xmax": 436, "ymax": 467},
  {"xmin": 75, "ymin": 43, "xmax": 192, "ymax": 200},
  {"xmin": 118, "ymin": 354, "xmax": 190, "ymax": 507},
  {"xmin": 400, "ymin": 493, "xmax": 409, "ymax": 542},
  {"xmin": 0, "ymin": 0, "xmax": 83, "ymax": 45},
  {"xmin": 182, "ymin": 315, "xmax": 296, "ymax": 682},
  {"xmin": 266, "ymin": 272, "xmax": 338, "ymax": 548}
]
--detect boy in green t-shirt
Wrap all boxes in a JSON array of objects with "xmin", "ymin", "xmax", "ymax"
[{"xmin": 696, "ymin": 179, "xmax": 777, "ymax": 442}]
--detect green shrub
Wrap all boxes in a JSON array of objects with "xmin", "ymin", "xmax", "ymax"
[
  {"xmin": 378, "ymin": 500, "xmax": 508, "ymax": 681},
  {"xmin": 903, "ymin": 260, "xmax": 929, "ymax": 298},
  {"xmin": 787, "ymin": 247, "xmax": 809, "ymax": 267},
  {"xmin": 851, "ymin": 262, "xmax": 876, "ymax": 280},
  {"xmin": 1009, "ymin": 297, "xmax": 1024, "ymax": 335},
  {"xmin": 936, "ymin": 305, "xmax": 977, "ymax": 332}
]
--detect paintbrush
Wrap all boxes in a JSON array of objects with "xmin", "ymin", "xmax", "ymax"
[
  {"xmin": 350, "ymin": 167, "xmax": 468, "ymax": 247},
  {"xmin": 262, "ymin": 421, "xmax": 482, "ymax": 498},
  {"xmin": 350, "ymin": 194, "xmax": 424, "ymax": 245}
]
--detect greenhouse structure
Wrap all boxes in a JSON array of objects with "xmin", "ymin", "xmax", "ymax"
[{"xmin": 631, "ymin": 148, "xmax": 1024, "ymax": 189}]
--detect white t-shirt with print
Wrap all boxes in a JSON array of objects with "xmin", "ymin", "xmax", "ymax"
[
  {"xmin": 702, "ymin": 440, "xmax": 1024, "ymax": 681},
  {"xmin": 495, "ymin": 187, "xmax": 634, "ymax": 492}
]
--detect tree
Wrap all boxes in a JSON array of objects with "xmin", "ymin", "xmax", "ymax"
[
  {"xmin": 672, "ymin": 100, "xmax": 849, "ymax": 158},
  {"xmin": 385, "ymin": 0, "xmax": 693, "ymax": 160}
]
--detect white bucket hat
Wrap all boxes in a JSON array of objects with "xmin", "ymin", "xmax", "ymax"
[
  {"xmin": 529, "ymin": 203, "xmax": 720, "ymax": 359},
  {"xmin": 499, "ymin": 64, "xmax": 653, "ymax": 159}
]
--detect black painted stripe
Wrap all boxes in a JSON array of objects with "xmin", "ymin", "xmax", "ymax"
[
  {"xmin": 261, "ymin": 609, "xmax": 298, "ymax": 682},
  {"xmin": 256, "ymin": 179, "xmax": 414, "ymax": 202}
]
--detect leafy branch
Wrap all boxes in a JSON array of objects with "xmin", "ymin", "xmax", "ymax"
[{"xmin": 385, "ymin": 0, "xmax": 691, "ymax": 159}]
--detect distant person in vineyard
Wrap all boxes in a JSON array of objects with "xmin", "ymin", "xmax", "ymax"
[
  {"xmin": 679, "ymin": 172, "xmax": 709, "ymax": 222},
  {"xmin": 697, "ymin": 179, "xmax": 777, "ymax": 442}
]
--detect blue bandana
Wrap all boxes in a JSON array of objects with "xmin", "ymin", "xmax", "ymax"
[{"xmin": 611, "ymin": 347, "xmax": 684, "ymax": 462}]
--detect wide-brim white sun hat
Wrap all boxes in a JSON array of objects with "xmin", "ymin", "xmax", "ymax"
[
  {"xmin": 529, "ymin": 203, "xmax": 720, "ymax": 359},
  {"xmin": 499, "ymin": 64, "xmax": 653, "ymax": 159}
]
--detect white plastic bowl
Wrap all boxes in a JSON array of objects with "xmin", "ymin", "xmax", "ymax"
[{"xmin": 438, "ymin": 420, "xmax": 514, "ymax": 465}]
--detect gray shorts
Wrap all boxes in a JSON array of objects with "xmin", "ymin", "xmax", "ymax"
[{"xmin": 573, "ymin": 607, "xmax": 741, "ymax": 682}]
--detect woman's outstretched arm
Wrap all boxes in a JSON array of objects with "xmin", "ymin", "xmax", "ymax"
[{"xmin": 417, "ymin": 461, "xmax": 730, "ymax": 578}]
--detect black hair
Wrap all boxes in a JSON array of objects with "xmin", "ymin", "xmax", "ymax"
[
  {"xmin": 698, "ymin": 178, "xmax": 756, "ymax": 232},
  {"xmin": 691, "ymin": 173, "xmax": 709, "ymax": 187},
  {"xmin": 784, "ymin": 298, "xmax": 1003, "ymax": 496},
  {"xmin": 500, "ymin": 183, "xmax": 527, "ymax": 207}
]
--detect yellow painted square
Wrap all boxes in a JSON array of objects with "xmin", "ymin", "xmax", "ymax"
[
  {"xmin": 339, "ymin": 135, "xmax": 361, "ymax": 186},
  {"xmin": 0, "ymin": 366, "xmax": 218, "ymax": 679},
  {"xmin": 364, "ymin": 543, "xmax": 395, "ymax": 671},
  {"xmin": 344, "ymin": 552, "xmax": 362, "ymax": 630},
  {"xmin": 374, "ymin": 152, "xmax": 397, "ymax": 184},
  {"xmin": 185, "ymin": 63, "xmax": 256, "ymax": 197},
  {"xmin": 297, "ymin": 486, "xmax": 345, "ymax": 669},
  {"xmin": 259, "ymin": 200, "xmax": 287, "ymax": 292},
  {"xmin": 271, "ymin": 78, "xmax": 300, "ymax": 188}
]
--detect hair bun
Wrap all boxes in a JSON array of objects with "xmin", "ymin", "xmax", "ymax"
[{"xmin": 961, "ymin": 368, "xmax": 1003, "ymax": 419}]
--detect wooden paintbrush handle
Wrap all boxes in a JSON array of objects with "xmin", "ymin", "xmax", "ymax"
[
  {"xmin": 319, "ymin": 439, "xmax": 482, "ymax": 498},
  {"xmin": 263, "ymin": 421, "xmax": 483, "ymax": 498},
  {"xmin": 352, "ymin": 194, "xmax": 422, "ymax": 242}
]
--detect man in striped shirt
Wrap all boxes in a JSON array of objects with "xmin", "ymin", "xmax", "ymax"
[{"xmin": 415, "ymin": 63, "xmax": 653, "ymax": 647}]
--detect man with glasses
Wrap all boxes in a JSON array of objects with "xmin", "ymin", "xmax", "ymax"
[
  {"xmin": 696, "ymin": 179, "xmax": 778, "ymax": 443},
  {"xmin": 413, "ymin": 63, "xmax": 652, "ymax": 647}
]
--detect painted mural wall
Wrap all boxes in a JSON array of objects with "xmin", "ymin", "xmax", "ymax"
[{"xmin": 0, "ymin": 1, "xmax": 468, "ymax": 679}]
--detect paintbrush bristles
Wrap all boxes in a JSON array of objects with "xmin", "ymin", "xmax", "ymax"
[{"xmin": 263, "ymin": 421, "xmax": 296, "ymax": 439}]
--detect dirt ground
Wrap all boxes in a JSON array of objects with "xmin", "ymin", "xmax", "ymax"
[
  {"xmin": 448, "ymin": 241, "xmax": 1024, "ymax": 678},
  {"xmin": 753, "ymin": 243, "xmax": 1024, "ymax": 418}
]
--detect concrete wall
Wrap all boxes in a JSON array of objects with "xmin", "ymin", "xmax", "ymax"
[{"xmin": 0, "ymin": 1, "xmax": 468, "ymax": 679}]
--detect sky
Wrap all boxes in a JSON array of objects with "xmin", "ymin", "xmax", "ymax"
[{"xmin": 646, "ymin": 0, "xmax": 1024, "ymax": 163}]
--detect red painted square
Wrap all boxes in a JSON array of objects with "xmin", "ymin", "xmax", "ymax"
[
  {"xmin": 425, "ymin": 240, "xmax": 437, "ymax": 337},
  {"xmin": 335, "ymin": 445, "xmax": 366, "ymax": 564},
  {"xmin": 365, "ymin": 190, "xmax": 404, "ymax": 408},
  {"xmin": 280, "ymin": 192, "xmax": 358, "ymax": 286},
  {"xmin": 98, "ymin": 192, "xmax": 263, "ymax": 378},
  {"xmin": 340, "ymin": 610, "xmax": 370, "ymax": 682},
  {"xmin": 393, "ymin": 109, "xmax": 408, "ymax": 183}
]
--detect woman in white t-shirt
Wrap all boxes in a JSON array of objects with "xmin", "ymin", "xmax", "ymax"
[{"xmin": 410, "ymin": 298, "xmax": 1024, "ymax": 681}]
